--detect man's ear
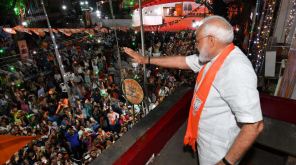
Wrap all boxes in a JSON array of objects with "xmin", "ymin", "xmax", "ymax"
[{"xmin": 209, "ymin": 36, "xmax": 215, "ymax": 48}]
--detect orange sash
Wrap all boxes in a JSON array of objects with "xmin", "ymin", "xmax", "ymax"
[
  {"xmin": 18, "ymin": 91, "xmax": 23, "ymax": 97},
  {"xmin": 100, "ymin": 117, "xmax": 105, "ymax": 129},
  {"xmin": 100, "ymin": 82, "xmax": 104, "ymax": 89},
  {"xmin": 79, "ymin": 86, "xmax": 83, "ymax": 95},
  {"xmin": 149, "ymin": 77, "xmax": 154, "ymax": 84},
  {"xmin": 97, "ymin": 131, "xmax": 105, "ymax": 140},
  {"xmin": 110, "ymin": 113, "xmax": 115, "ymax": 125},
  {"xmin": 77, "ymin": 108, "xmax": 82, "ymax": 115},
  {"xmin": 40, "ymin": 99, "xmax": 47, "ymax": 106},
  {"xmin": 184, "ymin": 43, "xmax": 234, "ymax": 151},
  {"xmin": 108, "ymin": 76, "xmax": 113, "ymax": 83}
]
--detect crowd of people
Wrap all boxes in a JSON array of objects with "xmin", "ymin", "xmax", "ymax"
[{"xmin": 0, "ymin": 29, "xmax": 196, "ymax": 165}]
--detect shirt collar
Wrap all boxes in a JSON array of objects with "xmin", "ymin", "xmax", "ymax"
[{"xmin": 209, "ymin": 44, "xmax": 232, "ymax": 63}]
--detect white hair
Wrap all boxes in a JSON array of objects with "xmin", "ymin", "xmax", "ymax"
[{"xmin": 198, "ymin": 15, "xmax": 234, "ymax": 44}]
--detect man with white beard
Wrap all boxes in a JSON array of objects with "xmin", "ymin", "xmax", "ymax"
[{"xmin": 123, "ymin": 16, "xmax": 263, "ymax": 165}]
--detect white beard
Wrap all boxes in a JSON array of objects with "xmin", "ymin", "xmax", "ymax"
[{"xmin": 198, "ymin": 42, "xmax": 211, "ymax": 63}]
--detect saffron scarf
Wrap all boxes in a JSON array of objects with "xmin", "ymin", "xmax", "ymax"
[
  {"xmin": 79, "ymin": 86, "xmax": 83, "ymax": 95},
  {"xmin": 65, "ymin": 119, "xmax": 69, "ymax": 125},
  {"xmin": 97, "ymin": 131, "xmax": 105, "ymax": 140},
  {"xmin": 110, "ymin": 113, "xmax": 115, "ymax": 125},
  {"xmin": 40, "ymin": 99, "xmax": 47, "ymax": 106},
  {"xmin": 184, "ymin": 43, "xmax": 234, "ymax": 151}
]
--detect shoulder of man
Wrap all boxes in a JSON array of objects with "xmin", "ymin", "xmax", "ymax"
[{"xmin": 222, "ymin": 47, "xmax": 252, "ymax": 70}]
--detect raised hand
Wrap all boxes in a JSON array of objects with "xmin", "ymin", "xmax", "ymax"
[{"xmin": 123, "ymin": 47, "xmax": 148, "ymax": 64}]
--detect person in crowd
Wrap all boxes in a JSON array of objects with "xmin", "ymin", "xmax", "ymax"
[{"xmin": 65, "ymin": 128, "xmax": 81, "ymax": 161}]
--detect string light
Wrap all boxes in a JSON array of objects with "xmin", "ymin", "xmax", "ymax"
[
  {"xmin": 247, "ymin": 0, "xmax": 278, "ymax": 74},
  {"xmin": 284, "ymin": 0, "xmax": 296, "ymax": 43}
]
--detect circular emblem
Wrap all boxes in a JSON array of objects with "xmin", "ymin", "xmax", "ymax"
[{"xmin": 122, "ymin": 79, "xmax": 144, "ymax": 104}]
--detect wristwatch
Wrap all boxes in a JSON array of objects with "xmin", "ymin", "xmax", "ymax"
[{"xmin": 222, "ymin": 157, "xmax": 232, "ymax": 165}]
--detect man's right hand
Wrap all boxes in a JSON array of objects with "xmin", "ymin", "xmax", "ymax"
[{"xmin": 123, "ymin": 47, "xmax": 148, "ymax": 64}]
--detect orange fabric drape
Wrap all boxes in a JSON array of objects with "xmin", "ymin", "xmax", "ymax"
[{"xmin": 0, "ymin": 135, "xmax": 42, "ymax": 164}]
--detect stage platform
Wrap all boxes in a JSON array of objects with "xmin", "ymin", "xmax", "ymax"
[
  {"xmin": 91, "ymin": 84, "xmax": 296, "ymax": 165},
  {"xmin": 151, "ymin": 120, "xmax": 199, "ymax": 165}
]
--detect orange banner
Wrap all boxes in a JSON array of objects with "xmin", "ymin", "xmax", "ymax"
[
  {"xmin": 52, "ymin": 29, "xmax": 59, "ymax": 34},
  {"xmin": 43, "ymin": 28, "xmax": 49, "ymax": 33},
  {"xmin": 58, "ymin": 29, "xmax": 72, "ymax": 36},
  {"xmin": 3, "ymin": 28, "xmax": 16, "ymax": 34},
  {"xmin": 37, "ymin": 29, "xmax": 45, "ymax": 36},
  {"xmin": 94, "ymin": 26, "xmax": 101, "ymax": 31},
  {"xmin": 70, "ymin": 29, "xmax": 77, "ymax": 33},
  {"xmin": 7, "ymin": 25, "xmax": 139, "ymax": 36},
  {"xmin": 85, "ymin": 11, "xmax": 91, "ymax": 26},
  {"xmin": 17, "ymin": 40, "xmax": 30, "ymax": 61},
  {"xmin": 76, "ymin": 29, "xmax": 82, "ymax": 33},
  {"xmin": 84, "ymin": 29, "xmax": 90, "ymax": 34},
  {"xmin": 30, "ymin": 28, "xmax": 45, "ymax": 37},
  {"xmin": 100, "ymin": 28, "xmax": 108, "ymax": 33},
  {"xmin": 24, "ymin": 28, "xmax": 32, "ymax": 35},
  {"xmin": 89, "ymin": 29, "xmax": 95, "ymax": 35},
  {"xmin": 14, "ymin": 25, "xmax": 25, "ymax": 32},
  {"xmin": 120, "ymin": 27, "xmax": 128, "ymax": 33}
]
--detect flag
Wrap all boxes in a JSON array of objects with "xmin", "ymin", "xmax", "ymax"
[
  {"xmin": 17, "ymin": 40, "xmax": 30, "ymax": 61},
  {"xmin": 24, "ymin": 28, "xmax": 32, "ymax": 35},
  {"xmin": 85, "ymin": 11, "xmax": 91, "ymax": 26},
  {"xmin": 94, "ymin": 26, "xmax": 101, "ymax": 31},
  {"xmin": 70, "ymin": 29, "xmax": 77, "ymax": 33},
  {"xmin": 14, "ymin": 25, "xmax": 25, "ymax": 32},
  {"xmin": 3, "ymin": 28, "xmax": 16, "ymax": 34},
  {"xmin": 30, "ymin": 28, "xmax": 45, "ymax": 36},
  {"xmin": 43, "ymin": 28, "xmax": 49, "ymax": 33},
  {"xmin": 52, "ymin": 29, "xmax": 59, "ymax": 34},
  {"xmin": 76, "ymin": 29, "xmax": 82, "ymax": 33},
  {"xmin": 37, "ymin": 29, "xmax": 45, "ymax": 37},
  {"xmin": 58, "ymin": 29, "xmax": 72, "ymax": 36},
  {"xmin": 0, "ymin": 135, "xmax": 42, "ymax": 164},
  {"xmin": 40, "ymin": 41, "xmax": 49, "ymax": 49},
  {"xmin": 100, "ymin": 28, "xmax": 108, "ymax": 33}
]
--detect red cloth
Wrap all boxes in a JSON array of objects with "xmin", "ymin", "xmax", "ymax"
[
  {"xmin": 84, "ymin": 90, "xmax": 91, "ymax": 100},
  {"xmin": 119, "ymin": 116, "xmax": 130, "ymax": 125}
]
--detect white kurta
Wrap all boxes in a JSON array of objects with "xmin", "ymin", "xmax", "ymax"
[{"xmin": 185, "ymin": 46, "xmax": 263, "ymax": 165}]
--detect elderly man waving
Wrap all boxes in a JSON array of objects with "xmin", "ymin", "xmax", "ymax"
[{"xmin": 124, "ymin": 15, "xmax": 263, "ymax": 165}]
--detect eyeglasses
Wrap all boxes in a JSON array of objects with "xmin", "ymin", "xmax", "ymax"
[{"xmin": 195, "ymin": 36, "xmax": 210, "ymax": 46}]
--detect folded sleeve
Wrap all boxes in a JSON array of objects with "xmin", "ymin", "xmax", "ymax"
[
  {"xmin": 219, "ymin": 59, "xmax": 263, "ymax": 123},
  {"xmin": 185, "ymin": 55, "xmax": 204, "ymax": 73}
]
